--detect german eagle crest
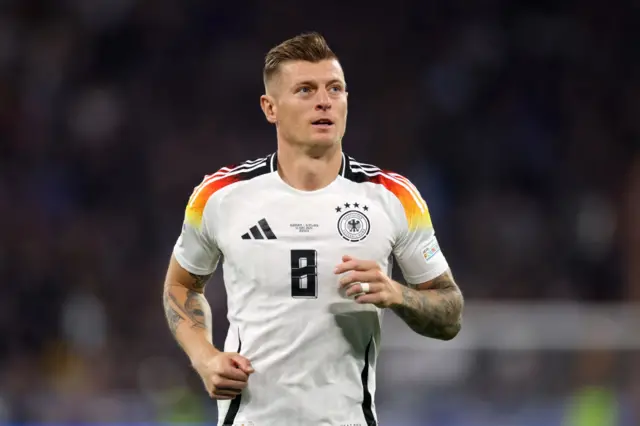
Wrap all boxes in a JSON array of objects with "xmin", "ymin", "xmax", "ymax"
[{"xmin": 335, "ymin": 202, "xmax": 370, "ymax": 242}]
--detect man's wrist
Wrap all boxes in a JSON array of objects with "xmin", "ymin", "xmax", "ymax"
[
  {"xmin": 389, "ymin": 280, "xmax": 408, "ymax": 307},
  {"xmin": 188, "ymin": 341, "xmax": 221, "ymax": 369}
]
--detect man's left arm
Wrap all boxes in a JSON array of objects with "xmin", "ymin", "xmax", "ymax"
[
  {"xmin": 389, "ymin": 269, "xmax": 463, "ymax": 340},
  {"xmin": 336, "ymin": 172, "xmax": 463, "ymax": 340},
  {"xmin": 336, "ymin": 257, "xmax": 463, "ymax": 341}
]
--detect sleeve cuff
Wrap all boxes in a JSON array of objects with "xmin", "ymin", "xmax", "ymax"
[
  {"xmin": 173, "ymin": 249, "xmax": 216, "ymax": 276},
  {"xmin": 401, "ymin": 256, "xmax": 449, "ymax": 286}
]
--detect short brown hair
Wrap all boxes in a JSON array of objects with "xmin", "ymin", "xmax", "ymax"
[{"xmin": 263, "ymin": 32, "xmax": 337, "ymax": 84}]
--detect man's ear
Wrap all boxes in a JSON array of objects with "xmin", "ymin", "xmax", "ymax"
[{"xmin": 260, "ymin": 95, "xmax": 277, "ymax": 124}]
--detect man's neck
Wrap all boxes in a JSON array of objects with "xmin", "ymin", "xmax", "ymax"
[{"xmin": 276, "ymin": 142, "xmax": 343, "ymax": 191}]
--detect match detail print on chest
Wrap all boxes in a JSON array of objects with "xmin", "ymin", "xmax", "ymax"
[{"xmin": 280, "ymin": 198, "xmax": 376, "ymax": 243}]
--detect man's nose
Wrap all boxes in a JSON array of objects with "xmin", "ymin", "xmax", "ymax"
[{"xmin": 315, "ymin": 89, "xmax": 331, "ymax": 111}]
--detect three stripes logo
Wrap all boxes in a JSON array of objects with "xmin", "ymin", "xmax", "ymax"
[{"xmin": 241, "ymin": 218, "xmax": 277, "ymax": 240}]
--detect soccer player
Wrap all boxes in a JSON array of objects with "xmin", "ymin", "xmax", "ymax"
[{"xmin": 163, "ymin": 32, "xmax": 464, "ymax": 426}]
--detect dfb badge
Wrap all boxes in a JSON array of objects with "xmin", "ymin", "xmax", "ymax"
[{"xmin": 335, "ymin": 202, "xmax": 370, "ymax": 242}]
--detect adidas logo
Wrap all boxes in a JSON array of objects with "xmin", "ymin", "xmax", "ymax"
[{"xmin": 241, "ymin": 218, "xmax": 277, "ymax": 240}]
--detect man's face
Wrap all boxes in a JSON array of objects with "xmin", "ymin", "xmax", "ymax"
[{"xmin": 262, "ymin": 59, "xmax": 348, "ymax": 148}]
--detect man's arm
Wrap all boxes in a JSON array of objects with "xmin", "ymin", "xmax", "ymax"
[
  {"xmin": 163, "ymin": 255, "xmax": 218, "ymax": 361},
  {"xmin": 390, "ymin": 269, "xmax": 463, "ymax": 340}
]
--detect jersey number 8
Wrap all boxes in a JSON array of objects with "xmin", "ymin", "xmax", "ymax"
[{"xmin": 290, "ymin": 250, "xmax": 318, "ymax": 299}]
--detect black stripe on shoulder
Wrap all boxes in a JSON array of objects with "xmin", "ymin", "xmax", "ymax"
[
  {"xmin": 215, "ymin": 154, "xmax": 273, "ymax": 182},
  {"xmin": 343, "ymin": 156, "xmax": 381, "ymax": 183}
]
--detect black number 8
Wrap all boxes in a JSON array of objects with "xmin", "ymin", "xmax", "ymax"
[{"xmin": 291, "ymin": 249, "xmax": 318, "ymax": 298}]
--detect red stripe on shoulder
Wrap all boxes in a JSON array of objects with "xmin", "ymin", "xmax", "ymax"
[
  {"xmin": 185, "ymin": 172, "xmax": 240, "ymax": 228},
  {"xmin": 367, "ymin": 172, "xmax": 432, "ymax": 231},
  {"xmin": 183, "ymin": 156, "xmax": 272, "ymax": 228}
]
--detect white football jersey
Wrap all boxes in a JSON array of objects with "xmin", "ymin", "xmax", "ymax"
[{"xmin": 173, "ymin": 152, "xmax": 449, "ymax": 426}]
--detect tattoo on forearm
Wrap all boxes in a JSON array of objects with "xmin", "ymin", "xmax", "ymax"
[
  {"xmin": 167, "ymin": 290, "xmax": 209, "ymax": 330},
  {"xmin": 163, "ymin": 292, "xmax": 185, "ymax": 337},
  {"xmin": 391, "ymin": 271, "xmax": 463, "ymax": 340},
  {"xmin": 163, "ymin": 287, "xmax": 211, "ymax": 341},
  {"xmin": 189, "ymin": 273, "xmax": 212, "ymax": 291},
  {"xmin": 183, "ymin": 290, "xmax": 207, "ymax": 329}
]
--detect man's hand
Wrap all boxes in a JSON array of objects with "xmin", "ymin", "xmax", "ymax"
[
  {"xmin": 335, "ymin": 255, "xmax": 403, "ymax": 308},
  {"xmin": 192, "ymin": 348, "xmax": 255, "ymax": 400},
  {"xmin": 335, "ymin": 254, "xmax": 463, "ymax": 340}
]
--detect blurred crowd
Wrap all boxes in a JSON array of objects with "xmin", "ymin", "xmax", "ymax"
[{"xmin": 0, "ymin": 0, "xmax": 638, "ymax": 424}]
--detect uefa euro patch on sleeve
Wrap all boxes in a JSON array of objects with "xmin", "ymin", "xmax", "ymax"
[{"xmin": 422, "ymin": 237, "xmax": 441, "ymax": 262}]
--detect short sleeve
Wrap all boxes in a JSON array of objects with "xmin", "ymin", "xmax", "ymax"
[
  {"xmin": 173, "ymin": 176, "xmax": 223, "ymax": 276},
  {"xmin": 385, "ymin": 174, "xmax": 449, "ymax": 285}
]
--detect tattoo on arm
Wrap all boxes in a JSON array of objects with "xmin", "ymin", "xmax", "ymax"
[
  {"xmin": 189, "ymin": 273, "xmax": 212, "ymax": 291},
  {"xmin": 163, "ymin": 292, "xmax": 185, "ymax": 337},
  {"xmin": 167, "ymin": 290, "xmax": 209, "ymax": 330},
  {"xmin": 182, "ymin": 290, "xmax": 208, "ymax": 329},
  {"xmin": 163, "ymin": 287, "xmax": 211, "ymax": 342},
  {"xmin": 391, "ymin": 271, "xmax": 463, "ymax": 340}
]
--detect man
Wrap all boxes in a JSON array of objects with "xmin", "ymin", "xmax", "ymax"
[{"xmin": 163, "ymin": 32, "xmax": 463, "ymax": 426}]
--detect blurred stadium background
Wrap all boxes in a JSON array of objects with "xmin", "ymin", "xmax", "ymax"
[{"xmin": 1, "ymin": 0, "xmax": 638, "ymax": 425}]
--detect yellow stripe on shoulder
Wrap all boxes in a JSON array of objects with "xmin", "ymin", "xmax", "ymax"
[
  {"xmin": 185, "ymin": 172, "xmax": 240, "ymax": 229},
  {"xmin": 369, "ymin": 172, "xmax": 432, "ymax": 230}
]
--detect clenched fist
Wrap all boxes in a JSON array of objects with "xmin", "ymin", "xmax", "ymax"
[{"xmin": 193, "ymin": 349, "xmax": 254, "ymax": 400}]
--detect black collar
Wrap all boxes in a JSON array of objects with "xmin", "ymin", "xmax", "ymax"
[{"xmin": 270, "ymin": 152, "xmax": 349, "ymax": 177}]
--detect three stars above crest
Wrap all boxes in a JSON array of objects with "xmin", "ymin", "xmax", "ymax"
[{"xmin": 335, "ymin": 203, "xmax": 368, "ymax": 213}]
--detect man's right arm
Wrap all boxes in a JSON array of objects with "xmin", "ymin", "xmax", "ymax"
[
  {"xmin": 163, "ymin": 254, "xmax": 218, "ymax": 364},
  {"xmin": 166, "ymin": 173, "xmax": 253, "ymax": 400}
]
